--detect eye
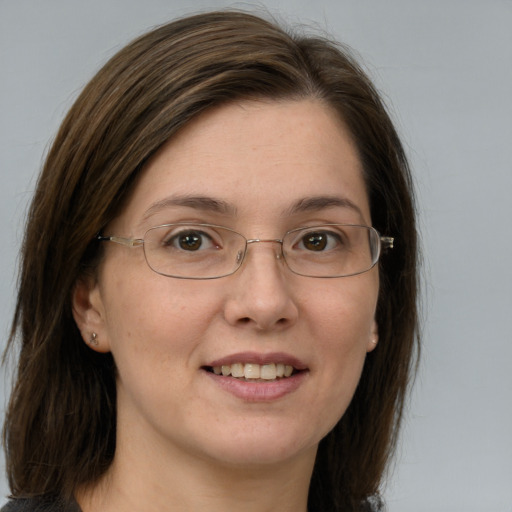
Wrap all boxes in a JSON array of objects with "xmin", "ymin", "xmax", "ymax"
[
  {"xmin": 165, "ymin": 229, "xmax": 217, "ymax": 251},
  {"xmin": 297, "ymin": 230, "xmax": 343, "ymax": 252}
]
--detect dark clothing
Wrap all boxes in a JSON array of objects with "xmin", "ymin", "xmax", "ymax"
[{"xmin": 2, "ymin": 495, "xmax": 382, "ymax": 511}]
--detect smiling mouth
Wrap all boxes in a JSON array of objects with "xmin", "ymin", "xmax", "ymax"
[{"xmin": 204, "ymin": 363, "xmax": 299, "ymax": 381}]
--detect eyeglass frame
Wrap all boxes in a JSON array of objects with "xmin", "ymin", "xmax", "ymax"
[{"xmin": 97, "ymin": 223, "xmax": 394, "ymax": 280}]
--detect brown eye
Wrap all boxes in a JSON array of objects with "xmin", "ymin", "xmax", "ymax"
[
  {"xmin": 162, "ymin": 230, "xmax": 215, "ymax": 251},
  {"xmin": 159, "ymin": 226, "xmax": 221, "ymax": 253},
  {"xmin": 302, "ymin": 233, "xmax": 328, "ymax": 251},
  {"xmin": 178, "ymin": 232, "xmax": 203, "ymax": 251}
]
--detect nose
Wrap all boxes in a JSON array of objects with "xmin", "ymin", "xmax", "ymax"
[{"xmin": 223, "ymin": 240, "xmax": 299, "ymax": 331}]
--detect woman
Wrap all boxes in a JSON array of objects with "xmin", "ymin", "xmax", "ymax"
[{"xmin": 2, "ymin": 10, "xmax": 419, "ymax": 512}]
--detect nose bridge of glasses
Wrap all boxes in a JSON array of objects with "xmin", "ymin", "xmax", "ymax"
[{"xmin": 244, "ymin": 238, "xmax": 284, "ymax": 260}]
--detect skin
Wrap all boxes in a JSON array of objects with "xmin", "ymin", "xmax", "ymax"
[{"xmin": 73, "ymin": 99, "xmax": 379, "ymax": 512}]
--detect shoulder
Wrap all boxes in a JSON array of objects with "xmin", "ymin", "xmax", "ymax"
[{"xmin": 1, "ymin": 498, "xmax": 81, "ymax": 512}]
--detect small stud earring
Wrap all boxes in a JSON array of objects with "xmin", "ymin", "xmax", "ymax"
[
  {"xmin": 371, "ymin": 338, "xmax": 378, "ymax": 345},
  {"xmin": 89, "ymin": 332, "xmax": 99, "ymax": 346}
]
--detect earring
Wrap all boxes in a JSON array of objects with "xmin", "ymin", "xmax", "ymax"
[
  {"xmin": 370, "ymin": 338, "xmax": 378, "ymax": 345},
  {"xmin": 89, "ymin": 332, "xmax": 99, "ymax": 346}
]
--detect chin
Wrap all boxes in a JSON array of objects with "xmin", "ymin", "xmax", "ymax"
[
  {"xmin": 190, "ymin": 420, "xmax": 325, "ymax": 469},
  {"xmin": 208, "ymin": 443, "xmax": 316, "ymax": 470}
]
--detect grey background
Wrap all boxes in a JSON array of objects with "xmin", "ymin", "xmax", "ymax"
[{"xmin": 1, "ymin": 0, "xmax": 511, "ymax": 510}]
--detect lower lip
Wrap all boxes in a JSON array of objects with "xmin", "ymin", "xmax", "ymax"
[{"xmin": 203, "ymin": 370, "xmax": 308, "ymax": 402}]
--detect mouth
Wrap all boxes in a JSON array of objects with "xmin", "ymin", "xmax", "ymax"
[
  {"xmin": 203, "ymin": 362, "xmax": 300, "ymax": 381},
  {"xmin": 202, "ymin": 353, "xmax": 308, "ymax": 401}
]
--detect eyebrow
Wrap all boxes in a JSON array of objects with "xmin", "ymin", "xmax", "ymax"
[
  {"xmin": 141, "ymin": 193, "xmax": 364, "ymax": 224},
  {"xmin": 142, "ymin": 194, "xmax": 237, "ymax": 223},
  {"xmin": 284, "ymin": 195, "xmax": 365, "ymax": 219}
]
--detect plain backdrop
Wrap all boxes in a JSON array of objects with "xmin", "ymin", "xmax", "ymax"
[{"xmin": 1, "ymin": 1, "xmax": 511, "ymax": 510}]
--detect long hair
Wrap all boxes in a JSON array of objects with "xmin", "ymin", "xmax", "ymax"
[{"xmin": 3, "ymin": 11, "xmax": 419, "ymax": 511}]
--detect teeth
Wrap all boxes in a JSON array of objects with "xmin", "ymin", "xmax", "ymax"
[
  {"xmin": 211, "ymin": 363, "xmax": 295, "ymax": 380},
  {"xmin": 244, "ymin": 363, "xmax": 260, "ymax": 379},
  {"xmin": 231, "ymin": 363, "xmax": 244, "ymax": 378},
  {"xmin": 260, "ymin": 363, "xmax": 276, "ymax": 380}
]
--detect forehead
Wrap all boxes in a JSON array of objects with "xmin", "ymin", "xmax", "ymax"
[{"xmin": 116, "ymin": 99, "xmax": 370, "ymax": 231}]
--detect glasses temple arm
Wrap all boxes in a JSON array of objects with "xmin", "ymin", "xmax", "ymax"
[
  {"xmin": 380, "ymin": 236, "xmax": 394, "ymax": 250},
  {"xmin": 97, "ymin": 234, "xmax": 144, "ymax": 248}
]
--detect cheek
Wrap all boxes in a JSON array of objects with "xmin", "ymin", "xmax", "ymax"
[
  {"xmin": 303, "ymin": 274, "xmax": 378, "ymax": 346},
  {"xmin": 101, "ymin": 275, "xmax": 219, "ymax": 368},
  {"xmin": 311, "ymin": 295, "xmax": 373, "ymax": 384},
  {"xmin": 301, "ymin": 276, "xmax": 378, "ymax": 422}
]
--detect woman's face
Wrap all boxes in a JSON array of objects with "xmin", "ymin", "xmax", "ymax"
[{"xmin": 76, "ymin": 99, "xmax": 379, "ymax": 471}]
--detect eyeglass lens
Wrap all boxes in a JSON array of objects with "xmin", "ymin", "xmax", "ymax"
[{"xmin": 141, "ymin": 224, "xmax": 381, "ymax": 279}]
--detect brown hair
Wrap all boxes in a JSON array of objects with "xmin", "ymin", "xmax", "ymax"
[{"xmin": 3, "ymin": 10, "xmax": 419, "ymax": 512}]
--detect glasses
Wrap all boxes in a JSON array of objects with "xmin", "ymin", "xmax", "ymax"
[{"xmin": 97, "ymin": 223, "xmax": 393, "ymax": 279}]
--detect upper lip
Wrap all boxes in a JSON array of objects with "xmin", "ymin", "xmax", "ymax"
[{"xmin": 206, "ymin": 352, "xmax": 308, "ymax": 371}]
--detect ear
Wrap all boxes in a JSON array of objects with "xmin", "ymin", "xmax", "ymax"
[
  {"xmin": 366, "ymin": 320, "xmax": 379, "ymax": 353},
  {"xmin": 72, "ymin": 275, "xmax": 111, "ymax": 353}
]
